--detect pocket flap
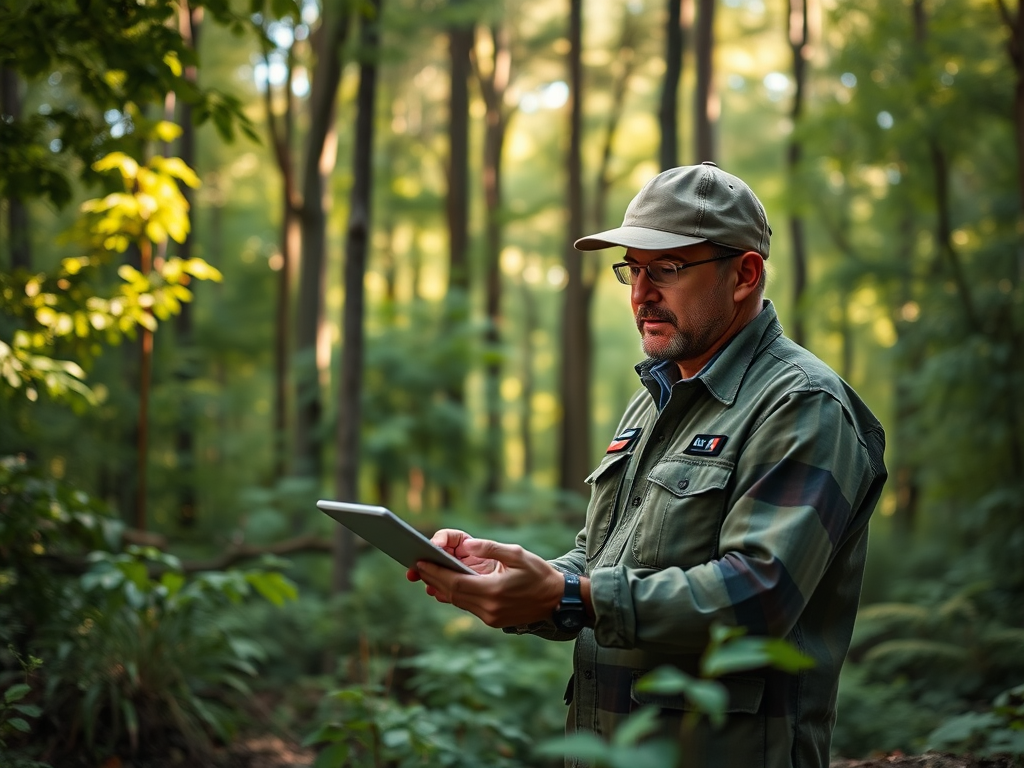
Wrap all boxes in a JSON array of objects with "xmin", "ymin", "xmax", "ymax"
[
  {"xmin": 585, "ymin": 451, "xmax": 632, "ymax": 486},
  {"xmin": 630, "ymin": 674, "xmax": 764, "ymax": 714},
  {"xmin": 647, "ymin": 459, "xmax": 733, "ymax": 498}
]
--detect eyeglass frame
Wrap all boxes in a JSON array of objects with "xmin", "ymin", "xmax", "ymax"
[{"xmin": 611, "ymin": 248, "xmax": 747, "ymax": 287}]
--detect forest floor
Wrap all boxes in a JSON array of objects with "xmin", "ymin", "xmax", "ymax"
[{"xmin": 214, "ymin": 733, "xmax": 1019, "ymax": 768}]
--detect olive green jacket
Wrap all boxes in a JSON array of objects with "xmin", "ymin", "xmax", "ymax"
[{"xmin": 545, "ymin": 302, "xmax": 887, "ymax": 768}]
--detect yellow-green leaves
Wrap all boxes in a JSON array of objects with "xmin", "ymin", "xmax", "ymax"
[
  {"xmin": 83, "ymin": 151, "xmax": 200, "ymax": 249},
  {"xmin": 1, "ymin": 149, "xmax": 223, "ymax": 409}
]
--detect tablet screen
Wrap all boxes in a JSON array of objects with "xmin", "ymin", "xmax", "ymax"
[{"xmin": 317, "ymin": 500, "xmax": 477, "ymax": 575}]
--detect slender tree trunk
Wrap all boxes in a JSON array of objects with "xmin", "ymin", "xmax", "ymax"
[
  {"xmin": 262, "ymin": 32, "xmax": 300, "ymax": 482},
  {"xmin": 334, "ymin": 0, "xmax": 381, "ymax": 595},
  {"xmin": 911, "ymin": 1, "xmax": 981, "ymax": 333},
  {"xmin": 520, "ymin": 279, "xmax": 537, "ymax": 480},
  {"xmin": 593, "ymin": 14, "xmax": 637, "ymax": 235},
  {"xmin": 440, "ymin": 18, "xmax": 474, "ymax": 509},
  {"xmin": 295, "ymin": 9, "xmax": 351, "ymax": 483},
  {"xmin": 992, "ymin": 0, "xmax": 1024, "ymax": 478},
  {"xmin": 136, "ymin": 238, "xmax": 153, "ymax": 531},
  {"xmin": 659, "ymin": 0, "xmax": 691, "ymax": 170},
  {"xmin": 1, "ymin": 67, "xmax": 30, "ymax": 270},
  {"xmin": 996, "ymin": 0, "xmax": 1024, "ymax": 220},
  {"xmin": 693, "ymin": 0, "xmax": 716, "ymax": 163},
  {"xmin": 559, "ymin": 0, "xmax": 590, "ymax": 499},
  {"xmin": 787, "ymin": 0, "xmax": 810, "ymax": 347},
  {"xmin": 447, "ymin": 22, "xmax": 473, "ymax": 295},
  {"xmin": 175, "ymin": 2, "xmax": 200, "ymax": 527},
  {"xmin": 474, "ymin": 25, "xmax": 512, "ymax": 499}
]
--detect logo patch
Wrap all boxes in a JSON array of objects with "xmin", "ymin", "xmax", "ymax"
[
  {"xmin": 606, "ymin": 427, "xmax": 642, "ymax": 454},
  {"xmin": 684, "ymin": 434, "xmax": 728, "ymax": 456}
]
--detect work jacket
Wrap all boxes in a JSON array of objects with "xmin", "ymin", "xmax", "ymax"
[{"xmin": 546, "ymin": 301, "xmax": 887, "ymax": 768}]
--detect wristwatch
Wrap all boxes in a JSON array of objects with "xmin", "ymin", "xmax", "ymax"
[{"xmin": 552, "ymin": 572, "xmax": 587, "ymax": 631}]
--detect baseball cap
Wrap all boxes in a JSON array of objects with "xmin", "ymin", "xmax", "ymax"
[{"xmin": 574, "ymin": 162, "xmax": 772, "ymax": 258}]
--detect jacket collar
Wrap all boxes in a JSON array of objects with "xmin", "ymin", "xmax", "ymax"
[{"xmin": 635, "ymin": 300, "xmax": 783, "ymax": 407}]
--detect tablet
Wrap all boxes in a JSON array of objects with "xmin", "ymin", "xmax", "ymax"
[{"xmin": 316, "ymin": 500, "xmax": 477, "ymax": 575}]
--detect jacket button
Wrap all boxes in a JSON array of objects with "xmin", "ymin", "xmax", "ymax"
[
  {"xmin": 677, "ymin": 479, "xmax": 689, "ymax": 490},
  {"xmin": 584, "ymin": 670, "xmax": 593, "ymax": 679},
  {"xmin": 631, "ymin": 496, "xmax": 641, "ymax": 507}
]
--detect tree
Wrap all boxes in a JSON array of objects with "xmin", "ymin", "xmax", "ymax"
[
  {"xmin": 787, "ymin": 0, "xmax": 813, "ymax": 346},
  {"xmin": 474, "ymin": 22, "xmax": 515, "ymax": 498},
  {"xmin": 659, "ymin": 0, "xmax": 693, "ymax": 170},
  {"xmin": 558, "ymin": 0, "xmax": 589, "ymax": 499},
  {"xmin": 693, "ymin": 0, "xmax": 716, "ymax": 162},
  {"xmin": 334, "ymin": 0, "xmax": 382, "ymax": 594}
]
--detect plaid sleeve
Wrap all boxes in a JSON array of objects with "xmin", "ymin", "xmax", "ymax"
[{"xmin": 589, "ymin": 389, "xmax": 882, "ymax": 652}]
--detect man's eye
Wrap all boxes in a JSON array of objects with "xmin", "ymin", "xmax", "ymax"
[
  {"xmin": 628, "ymin": 266, "xmax": 642, "ymax": 278},
  {"xmin": 650, "ymin": 263, "xmax": 677, "ymax": 278}
]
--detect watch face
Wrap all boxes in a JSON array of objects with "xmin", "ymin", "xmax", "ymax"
[{"xmin": 555, "ymin": 610, "xmax": 585, "ymax": 631}]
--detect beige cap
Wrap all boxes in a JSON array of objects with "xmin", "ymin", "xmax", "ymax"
[{"xmin": 574, "ymin": 162, "xmax": 772, "ymax": 258}]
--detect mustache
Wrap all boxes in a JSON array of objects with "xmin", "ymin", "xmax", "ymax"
[{"xmin": 635, "ymin": 304, "xmax": 678, "ymax": 328}]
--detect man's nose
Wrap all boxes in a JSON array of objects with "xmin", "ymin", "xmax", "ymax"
[{"xmin": 631, "ymin": 268, "xmax": 662, "ymax": 305}]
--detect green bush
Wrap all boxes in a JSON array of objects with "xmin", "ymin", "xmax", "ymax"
[{"xmin": 37, "ymin": 546, "xmax": 296, "ymax": 761}]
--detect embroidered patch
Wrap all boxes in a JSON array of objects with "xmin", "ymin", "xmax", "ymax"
[
  {"xmin": 606, "ymin": 427, "xmax": 642, "ymax": 454},
  {"xmin": 684, "ymin": 434, "xmax": 728, "ymax": 456}
]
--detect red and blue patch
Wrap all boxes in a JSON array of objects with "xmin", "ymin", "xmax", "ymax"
[
  {"xmin": 684, "ymin": 434, "xmax": 728, "ymax": 457},
  {"xmin": 606, "ymin": 427, "xmax": 642, "ymax": 454}
]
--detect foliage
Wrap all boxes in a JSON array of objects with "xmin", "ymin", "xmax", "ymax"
[
  {"xmin": 0, "ymin": 0, "xmax": 257, "ymax": 208},
  {"xmin": 36, "ymin": 546, "xmax": 296, "ymax": 761},
  {"xmin": 832, "ymin": 575, "xmax": 1024, "ymax": 758},
  {"xmin": 305, "ymin": 640, "xmax": 568, "ymax": 768},
  {"xmin": 927, "ymin": 684, "xmax": 1024, "ymax": 760},
  {"xmin": 0, "ymin": 149, "xmax": 222, "ymax": 410},
  {"xmin": 536, "ymin": 623, "xmax": 815, "ymax": 767},
  {"xmin": 0, "ymin": 454, "xmax": 123, "ymax": 648},
  {"xmin": 0, "ymin": 650, "xmax": 44, "ymax": 753}
]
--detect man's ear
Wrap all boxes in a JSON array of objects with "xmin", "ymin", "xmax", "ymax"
[{"xmin": 733, "ymin": 251, "xmax": 764, "ymax": 302}]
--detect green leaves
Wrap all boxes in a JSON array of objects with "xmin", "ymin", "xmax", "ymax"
[{"xmin": 701, "ymin": 625, "xmax": 816, "ymax": 679}]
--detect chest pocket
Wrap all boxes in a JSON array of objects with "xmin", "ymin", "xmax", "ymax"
[
  {"xmin": 632, "ymin": 458, "xmax": 733, "ymax": 569},
  {"xmin": 583, "ymin": 451, "xmax": 632, "ymax": 562}
]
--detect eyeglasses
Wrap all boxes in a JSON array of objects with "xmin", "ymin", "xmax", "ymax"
[{"xmin": 611, "ymin": 251, "xmax": 744, "ymax": 287}]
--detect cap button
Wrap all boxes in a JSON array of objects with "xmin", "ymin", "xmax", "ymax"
[{"xmin": 701, "ymin": 161, "xmax": 718, "ymax": 167}]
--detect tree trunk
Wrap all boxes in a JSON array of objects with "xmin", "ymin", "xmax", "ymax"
[
  {"xmin": 558, "ymin": 0, "xmax": 590, "ymax": 500},
  {"xmin": 262, "ymin": 31, "xmax": 301, "ymax": 483},
  {"xmin": 1, "ymin": 66, "xmax": 30, "ymax": 270},
  {"xmin": 693, "ymin": 0, "xmax": 716, "ymax": 163},
  {"xmin": 333, "ymin": 0, "xmax": 382, "ymax": 595},
  {"xmin": 136, "ymin": 238, "xmax": 153, "ymax": 532},
  {"xmin": 474, "ymin": 25, "xmax": 512, "ymax": 499},
  {"xmin": 787, "ymin": 0, "xmax": 810, "ymax": 347},
  {"xmin": 447, "ymin": 22, "xmax": 473, "ymax": 295},
  {"xmin": 440, "ymin": 19, "xmax": 474, "ymax": 509},
  {"xmin": 295, "ymin": 9, "xmax": 351, "ymax": 483},
  {"xmin": 659, "ymin": 0, "xmax": 692, "ymax": 170},
  {"xmin": 174, "ymin": 2, "xmax": 200, "ymax": 527}
]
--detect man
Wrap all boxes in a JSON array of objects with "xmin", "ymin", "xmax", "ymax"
[{"xmin": 409, "ymin": 162, "xmax": 887, "ymax": 768}]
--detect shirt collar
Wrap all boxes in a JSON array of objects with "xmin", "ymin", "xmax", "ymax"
[{"xmin": 635, "ymin": 300, "xmax": 784, "ymax": 407}]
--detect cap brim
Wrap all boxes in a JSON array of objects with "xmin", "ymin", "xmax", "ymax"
[{"xmin": 574, "ymin": 226, "xmax": 707, "ymax": 252}]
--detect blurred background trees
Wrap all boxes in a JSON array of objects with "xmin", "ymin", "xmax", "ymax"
[{"xmin": 1, "ymin": 0, "xmax": 1022, "ymax": 765}]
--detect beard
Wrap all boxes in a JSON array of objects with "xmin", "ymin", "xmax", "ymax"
[{"xmin": 635, "ymin": 278, "xmax": 732, "ymax": 363}]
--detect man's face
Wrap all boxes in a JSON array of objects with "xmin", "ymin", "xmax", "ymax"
[{"xmin": 626, "ymin": 243, "xmax": 735, "ymax": 366}]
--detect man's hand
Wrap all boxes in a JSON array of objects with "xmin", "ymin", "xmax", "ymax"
[{"xmin": 407, "ymin": 534, "xmax": 566, "ymax": 628}]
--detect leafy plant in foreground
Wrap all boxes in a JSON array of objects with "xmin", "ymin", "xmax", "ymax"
[
  {"xmin": 40, "ymin": 546, "xmax": 297, "ymax": 762},
  {"xmin": 927, "ymin": 684, "xmax": 1024, "ymax": 762},
  {"xmin": 535, "ymin": 624, "xmax": 815, "ymax": 768}
]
